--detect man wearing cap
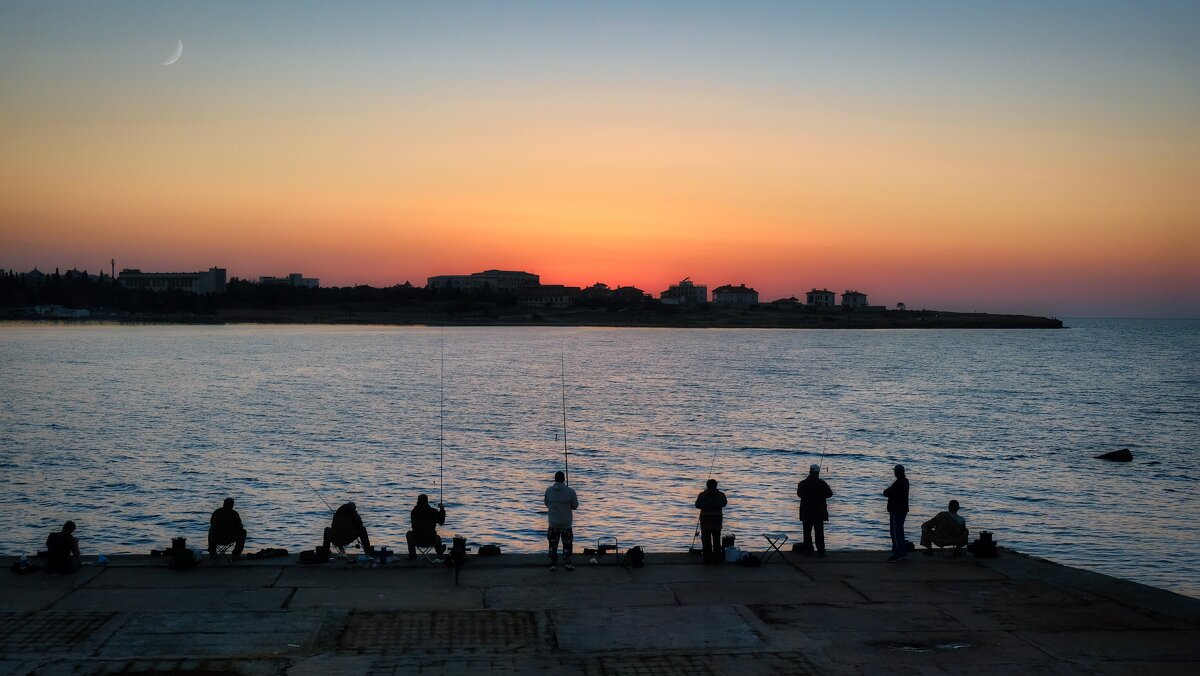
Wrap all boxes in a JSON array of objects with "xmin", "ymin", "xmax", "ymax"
[
  {"xmin": 694, "ymin": 478, "xmax": 729, "ymax": 564},
  {"xmin": 797, "ymin": 464, "xmax": 833, "ymax": 557},
  {"xmin": 921, "ymin": 500, "xmax": 969, "ymax": 555},
  {"xmin": 883, "ymin": 464, "xmax": 910, "ymax": 562}
]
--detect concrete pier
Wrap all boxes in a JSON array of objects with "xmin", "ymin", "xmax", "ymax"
[{"xmin": 3, "ymin": 549, "xmax": 1198, "ymax": 674}]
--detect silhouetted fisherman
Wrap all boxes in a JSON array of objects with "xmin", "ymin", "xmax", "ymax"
[
  {"xmin": 208, "ymin": 497, "xmax": 246, "ymax": 561},
  {"xmin": 544, "ymin": 471, "xmax": 578, "ymax": 571},
  {"xmin": 797, "ymin": 464, "xmax": 833, "ymax": 557},
  {"xmin": 45, "ymin": 521, "xmax": 81, "ymax": 574},
  {"xmin": 884, "ymin": 464, "xmax": 910, "ymax": 562},
  {"xmin": 922, "ymin": 499, "xmax": 969, "ymax": 555},
  {"xmin": 695, "ymin": 478, "xmax": 728, "ymax": 564},
  {"xmin": 406, "ymin": 494, "xmax": 446, "ymax": 561},
  {"xmin": 323, "ymin": 501, "xmax": 373, "ymax": 555}
]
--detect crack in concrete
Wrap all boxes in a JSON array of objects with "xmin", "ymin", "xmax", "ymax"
[{"xmin": 841, "ymin": 579, "xmax": 871, "ymax": 602}]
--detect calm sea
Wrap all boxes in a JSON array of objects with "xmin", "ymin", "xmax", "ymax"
[{"xmin": 1, "ymin": 320, "xmax": 1196, "ymax": 595}]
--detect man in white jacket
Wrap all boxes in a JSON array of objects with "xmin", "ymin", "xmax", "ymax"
[{"xmin": 544, "ymin": 471, "xmax": 579, "ymax": 571}]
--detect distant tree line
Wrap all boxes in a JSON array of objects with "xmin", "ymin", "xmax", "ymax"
[
  {"xmin": 0, "ymin": 271, "xmax": 664, "ymax": 316},
  {"xmin": 0, "ymin": 271, "xmax": 446, "ymax": 315}
]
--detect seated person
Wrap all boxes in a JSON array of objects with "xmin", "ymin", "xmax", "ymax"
[
  {"xmin": 45, "ymin": 521, "xmax": 81, "ymax": 574},
  {"xmin": 921, "ymin": 500, "xmax": 969, "ymax": 554},
  {"xmin": 406, "ymin": 494, "xmax": 446, "ymax": 560},
  {"xmin": 323, "ymin": 501, "xmax": 373, "ymax": 555},
  {"xmin": 208, "ymin": 497, "xmax": 247, "ymax": 561}
]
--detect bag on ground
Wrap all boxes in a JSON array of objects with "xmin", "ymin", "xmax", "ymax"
[
  {"xmin": 737, "ymin": 553, "xmax": 762, "ymax": 567},
  {"xmin": 247, "ymin": 548, "xmax": 289, "ymax": 560},
  {"xmin": 298, "ymin": 548, "xmax": 330, "ymax": 565}
]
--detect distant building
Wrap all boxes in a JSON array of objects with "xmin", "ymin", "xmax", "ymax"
[
  {"xmin": 260, "ymin": 273, "xmax": 319, "ymax": 288},
  {"xmin": 581, "ymin": 282, "xmax": 613, "ymax": 300},
  {"xmin": 770, "ymin": 296, "xmax": 802, "ymax": 310},
  {"xmin": 660, "ymin": 278, "xmax": 707, "ymax": 305},
  {"xmin": 613, "ymin": 286, "xmax": 649, "ymax": 303},
  {"xmin": 427, "ymin": 269, "xmax": 539, "ymax": 294},
  {"xmin": 119, "ymin": 267, "xmax": 227, "ymax": 294},
  {"xmin": 22, "ymin": 268, "xmax": 46, "ymax": 285},
  {"xmin": 426, "ymin": 274, "xmax": 477, "ymax": 291},
  {"xmin": 518, "ymin": 284, "xmax": 580, "ymax": 308},
  {"xmin": 805, "ymin": 288, "xmax": 836, "ymax": 309},
  {"xmin": 712, "ymin": 284, "xmax": 759, "ymax": 305},
  {"xmin": 841, "ymin": 290, "xmax": 868, "ymax": 310}
]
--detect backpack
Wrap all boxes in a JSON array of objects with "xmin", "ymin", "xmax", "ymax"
[
  {"xmin": 298, "ymin": 548, "xmax": 330, "ymax": 565},
  {"xmin": 10, "ymin": 556, "xmax": 41, "ymax": 575},
  {"xmin": 168, "ymin": 546, "xmax": 197, "ymax": 570},
  {"xmin": 971, "ymin": 531, "xmax": 998, "ymax": 558}
]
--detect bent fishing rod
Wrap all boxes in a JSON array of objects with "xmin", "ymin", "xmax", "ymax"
[{"xmin": 303, "ymin": 477, "xmax": 335, "ymax": 513}]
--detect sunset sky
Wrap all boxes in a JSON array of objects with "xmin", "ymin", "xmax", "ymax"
[{"xmin": 1, "ymin": 1, "xmax": 1197, "ymax": 317}]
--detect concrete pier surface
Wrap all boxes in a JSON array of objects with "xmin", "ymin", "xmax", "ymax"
[{"xmin": 3, "ymin": 548, "xmax": 1198, "ymax": 675}]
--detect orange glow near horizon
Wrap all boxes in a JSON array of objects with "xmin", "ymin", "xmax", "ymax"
[{"xmin": 1, "ymin": 4, "xmax": 1198, "ymax": 317}]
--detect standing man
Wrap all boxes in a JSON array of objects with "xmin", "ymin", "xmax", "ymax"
[
  {"xmin": 883, "ymin": 464, "xmax": 910, "ymax": 562},
  {"xmin": 694, "ymin": 479, "xmax": 729, "ymax": 564},
  {"xmin": 544, "ymin": 471, "xmax": 578, "ymax": 571},
  {"xmin": 797, "ymin": 464, "xmax": 833, "ymax": 557},
  {"xmin": 208, "ymin": 497, "xmax": 247, "ymax": 561}
]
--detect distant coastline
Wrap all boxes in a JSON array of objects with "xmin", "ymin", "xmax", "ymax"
[
  {"xmin": 1, "ymin": 271, "xmax": 1063, "ymax": 329},
  {"xmin": 3, "ymin": 306, "xmax": 1064, "ymax": 329}
]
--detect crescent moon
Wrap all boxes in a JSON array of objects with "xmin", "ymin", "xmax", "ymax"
[{"xmin": 162, "ymin": 39, "xmax": 183, "ymax": 66}]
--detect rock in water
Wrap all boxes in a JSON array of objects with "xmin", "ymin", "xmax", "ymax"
[{"xmin": 1096, "ymin": 448, "xmax": 1133, "ymax": 462}]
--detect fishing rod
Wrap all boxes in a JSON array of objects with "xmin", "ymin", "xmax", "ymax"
[
  {"xmin": 439, "ymin": 327, "xmax": 445, "ymax": 505},
  {"xmin": 817, "ymin": 427, "xmax": 829, "ymax": 475},
  {"xmin": 303, "ymin": 477, "xmax": 335, "ymax": 514},
  {"xmin": 688, "ymin": 443, "xmax": 722, "ymax": 553},
  {"xmin": 560, "ymin": 350, "xmax": 569, "ymax": 485}
]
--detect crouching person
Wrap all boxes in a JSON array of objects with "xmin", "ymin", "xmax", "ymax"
[{"xmin": 921, "ymin": 500, "xmax": 969, "ymax": 555}]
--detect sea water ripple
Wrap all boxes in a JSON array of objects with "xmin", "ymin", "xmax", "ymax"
[{"xmin": 0, "ymin": 319, "xmax": 1197, "ymax": 596}]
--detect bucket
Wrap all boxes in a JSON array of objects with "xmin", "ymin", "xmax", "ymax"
[
  {"xmin": 724, "ymin": 546, "xmax": 742, "ymax": 563},
  {"xmin": 722, "ymin": 534, "xmax": 736, "ymax": 548}
]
